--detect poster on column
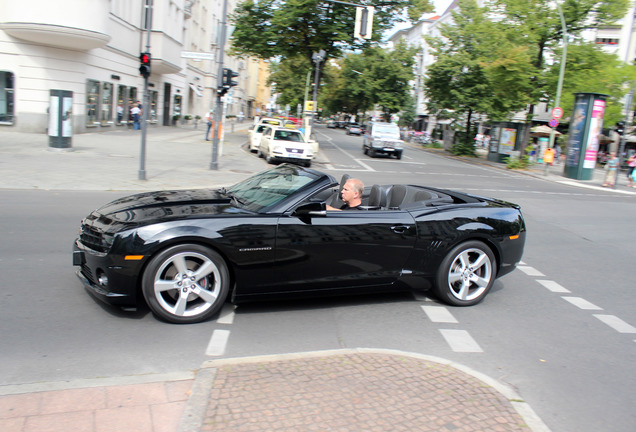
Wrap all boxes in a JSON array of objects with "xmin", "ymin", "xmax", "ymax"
[{"xmin": 583, "ymin": 98, "xmax": 605, "ymax": 169}]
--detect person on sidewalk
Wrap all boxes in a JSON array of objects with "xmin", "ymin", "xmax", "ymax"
[
  {"xmin": 602, "ymin": 152, "xmax": 619, "ymax": 187},
  {"xmin": 131, "ymin": 103, "xmax": 141, "ymax": 130},
  {"xmin": 205, "ymin": 110, "xmax": 214, "ymax": 141},
  {"xmin": 626, "ymin": 153, "xmax": 636, "ymax": 187}
]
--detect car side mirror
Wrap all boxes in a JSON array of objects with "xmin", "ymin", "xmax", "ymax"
[{"xmin": 293, "ymin": 202, "xmax": 326, "ymax": 217}]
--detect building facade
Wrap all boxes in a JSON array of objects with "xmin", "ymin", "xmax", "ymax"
[{"xmin": 0, "ymin": 0, "xmax": 268, "ymax": 134}]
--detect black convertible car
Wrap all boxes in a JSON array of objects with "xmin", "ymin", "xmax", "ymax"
[{"xmin": 73, "ymin": 164, "xmax": 526, "ymax": 324}]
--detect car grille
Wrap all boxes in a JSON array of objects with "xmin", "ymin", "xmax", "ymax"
[
  {"xmin": 285, "ymin": 148, "xmax": 304, "ymax": 154},
  {"xmin": 79, "ymin": 224, "xmax": 113, "ymax": 253},
  {"xmin": 81, "ymin": 263, "xmax": 96, "ymax": 285}
]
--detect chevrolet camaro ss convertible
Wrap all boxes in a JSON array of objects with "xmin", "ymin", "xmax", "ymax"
[{"xmin": 73, "ymin": 164, "xmax": 526, "ymax": 324}]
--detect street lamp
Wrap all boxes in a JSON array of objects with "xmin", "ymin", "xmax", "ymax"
[{"xmin": 306, "ymin": 50, "xmax": 326, "ymax": 138}]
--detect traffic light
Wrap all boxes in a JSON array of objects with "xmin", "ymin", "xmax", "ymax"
[
  {"xmin": 616, "ymin": 121, "xmax": 625, "ymax": 135},
  {"xmin": 218, "ymin": 68, "xmax": 239, "ymax": 96},
  {"xmin": 139, "ymin": 52, "xmax": 151, "ymax": 78}
]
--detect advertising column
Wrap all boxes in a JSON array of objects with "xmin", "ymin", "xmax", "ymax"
[
  {"xmin": 48, "ymin": 89, "xmax": 73, "ymax": 150},
  {"xmin": 564, "ymin": 93, "xmax": 607, "ymax": 180}
]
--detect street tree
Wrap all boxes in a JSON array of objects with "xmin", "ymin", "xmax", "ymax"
[
  {"xmin": 230, "ymin": 0, "xmax": 433, "ymax": 67},
  {"xmin": 425, "ymin": 0, "xmax": 534, "ymax": 155},
  {"xmin": 489, "ymin": 0, "xmax": 630, "ymax": 144},
  {"xmin": 545, "ymin": 42, "xmax": 636, "ymax": 125},
  {"xmin": 325, "ymin": 43, "xmax": 417, "ymax": 121}
]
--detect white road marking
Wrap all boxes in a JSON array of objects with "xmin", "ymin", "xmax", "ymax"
[
  {"xmin": 205, "ymin": 329, "xmax": 230, "ymax": 356},
  {"xmin": 439, "ymin": 329, "xmax": 483, "ymax": 353},
  {"xmin": 562, "ymin": 296, "xmax": 602, "ymax": 310},
  {"xmin": 517, "ymin": 266, "xmax": 545, "ymax": 277},
  {"xmin": 217, "ymin": 304, "xmax": 236, "ymax": 324},
  {"xmin": 536, "ymin": 279, "xmax": 571, "ymax": 293},
  {"xmin": 421, "ymin": 305, "xmax": 458, "ymax": 323},
  {"xmin": 593, "ymin": 315, "xmax": 636, "ymax": 334}
]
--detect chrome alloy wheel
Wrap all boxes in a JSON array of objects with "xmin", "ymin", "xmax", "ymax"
[{"xmin": 446, "ymin": 247, "xmax": 493, "ymax": 301}]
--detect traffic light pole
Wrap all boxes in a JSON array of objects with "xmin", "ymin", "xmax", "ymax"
[
  {"xmin": 210, "ymin": 0, "xmax": 229, "ymax": 170},
  {"xmin": 139, "ymin": 0, "xmax": 153, "ymax": 180}
]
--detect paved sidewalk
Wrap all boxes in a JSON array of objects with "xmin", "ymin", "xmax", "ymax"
[{"xmin": 0, "ymin": 349, "xmax": 550, "ymax": 432}]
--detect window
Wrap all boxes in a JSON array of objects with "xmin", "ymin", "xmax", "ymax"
[
  {"xmin": 0, "ymin": 71, "xmax": 14, "ymax": 123},
  {"xmin": 86, "ymin": 80, "xmax": 100, "ymax": 126},
  {"xmin": 101, "ymin": 82, "xmax": 113, "ymax": 125}
]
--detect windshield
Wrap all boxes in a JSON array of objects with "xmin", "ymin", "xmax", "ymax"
[
  {"xmin": 226, "ymin": 165, "xmax": 319, "ymax": 212},
  {"xmin": 274, "ymin": 130, "xmax": 303, "ymax": 142},
  {"xmin": 373, "ymin": 124, "xmax": 400, "ymax": 139}
]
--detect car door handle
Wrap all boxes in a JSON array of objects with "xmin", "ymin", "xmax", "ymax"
[{"xmin": 391, "ymin": 225, "xmax": 410, "ymax": 234}]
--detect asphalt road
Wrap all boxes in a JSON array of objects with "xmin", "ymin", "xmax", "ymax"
[{"xmin": 0, "ymin": 128, "xmax": 634, "ymax": 432}]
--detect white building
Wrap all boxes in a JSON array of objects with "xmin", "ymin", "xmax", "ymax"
[{"xmin": 0, "ymin": 0, "xmax": 267, "ymax": 134}]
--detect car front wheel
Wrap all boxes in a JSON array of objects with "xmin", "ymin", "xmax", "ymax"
[
  {"xmin": 434, "ymin": 241, "xmax": 496, "ymax": 306},
  {"xmin": 142, "ymin": 244, "xmax": 230, "ymax": 324}
]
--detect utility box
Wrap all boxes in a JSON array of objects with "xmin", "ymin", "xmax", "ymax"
[
  {"xmin": 48, "ymin": 89, "xmax": 73, "ymax": 149},
  {"xmin": 563, "ymin": 92, "xmax": 607, "ymax": 180}
]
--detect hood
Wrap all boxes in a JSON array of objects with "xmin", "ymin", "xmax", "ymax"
[{"xmin": 85, "ymin": 189, "xmax": 244, "ymax": 228}]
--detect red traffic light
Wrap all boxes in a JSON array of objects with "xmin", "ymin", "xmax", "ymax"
[{"xmin": 139, "ymin": 52, "xmax": 151, "ymax": 78}]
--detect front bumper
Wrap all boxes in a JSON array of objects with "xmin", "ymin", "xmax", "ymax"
[{"xmin": 73, "ymin": 240, "xmax": 139, "ymax": 306}]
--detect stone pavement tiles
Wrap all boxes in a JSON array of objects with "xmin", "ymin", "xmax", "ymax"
[
  {"xmin": 201, "ymin": 352, "xmax": 529, "ymax": 432},
  {"xmin": 0, "ymin": 379, "xmax": 193, "ymax": 432}
]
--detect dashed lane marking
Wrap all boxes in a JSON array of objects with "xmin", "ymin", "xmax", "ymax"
[
  {"xmin": 517, "ymin": 266, "xmax": 545, "ymax": 277},
  {"xmin": 205, "ymin": 329, "xmax": 230, "ymax": 356},
  {"xmin": 593, "ymin": 315, "xmax": 636, "ymax": 334},
  {"xmin": 421, "ymin": 305, "xmax": 458, "ymax": 323},
  {"xmin": 562, "ymin": 296, "xmax": 603, "ymax": 310},
  {"xmin": 217, "ymin": 304, "xmax": 236, "ymax": 325},
  {"xmin": 537, "ymin": 279, "xmax": 571, "ymax": 293},
  {"xmin": 439, "ymin": 329, "xmax": 483, "ymax": 353}
]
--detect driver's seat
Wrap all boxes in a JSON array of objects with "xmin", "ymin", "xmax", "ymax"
[{"xmin": 328, "ymin": 174, "xmax": 350, "ymax": 208}]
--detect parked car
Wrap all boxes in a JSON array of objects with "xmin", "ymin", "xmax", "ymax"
[
  {"xmin": 249, "ymin": 118, "xmax": 284, "ymax": 152},
  {"xmin": 248, "ymin": 123, "xmax": 270, "ymax": 152},
  {"xmin": 326, "ymin": 120, "xmax": 337, "ymax": 128},
  {"xmin": 346, "ymin": 123, "xmax": 363, "ymax": 135},
  {"xmin": 363, "ymin": 122, "xmax": 406, "ymax": 159},
  {"xmin": 72, "ymin": 164, "xmax": 526, "ymax": 324},
  {"xmin": 258, "ymin": 126, "xmax": 315, "ymax": 167}
]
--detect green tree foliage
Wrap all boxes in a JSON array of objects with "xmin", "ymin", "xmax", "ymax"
[
  {"xmin": 267, "ymin": 56, "xmax": 314, "ymax": 110},
  {"xmin": 544, "ymin": 43, "xmax": 636, "ymax": 125},
  {"xmin": 425, "ymin": 0, "xmax": 534, "ymax": 155},
  {"xmin": 323, "ymin": 42, "xmax": 417, "ymax": 121},
  {"xmin": 425, "ymin": 0, "xmax": 630, "ymax": 155},
  {"xmin": 229, "ymin": 0, "xmax": 433, "ymax": 66}
]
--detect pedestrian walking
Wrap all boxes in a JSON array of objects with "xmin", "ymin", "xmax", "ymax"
[
  {"xmin": 205, "ymin": 109, "xmax": 214, "ymax": 140},
  {"xmin": 602, "ymin": 152, "xmax": 619, "ymax": 187}
]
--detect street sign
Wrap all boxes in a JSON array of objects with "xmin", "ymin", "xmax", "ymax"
[
  {"xmin": 549, "ymin": 119, "xmax": 559, "ymax": 128},
  {"xmin": 181, "ymin": 51, "xmax": 215, "ymax": 60},
  {"xmin": 305, "ymin": 100, "xmax": 315, "ymax": 112},
  {"xmin": 552, "ymin": 107, "xmax": 563, "ymax": 119}
]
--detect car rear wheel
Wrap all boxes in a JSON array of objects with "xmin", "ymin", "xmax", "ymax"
[
  {"xmin": 142, "ymin": 244, "xmax": 230, "ymax": 324},
  {"xmin": 395, "ymin": 151, "xmax": 402, "ymax": 160},
  {"xmin": 434, "ymin": 241, "xmax": 496, "ymax": 306}
]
